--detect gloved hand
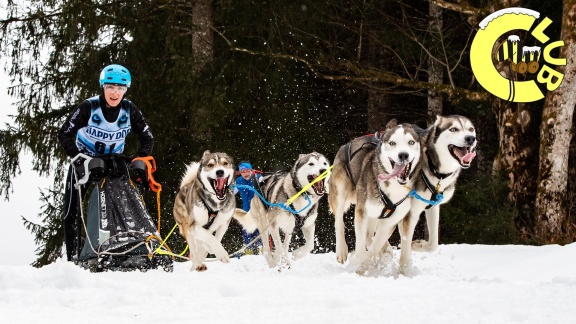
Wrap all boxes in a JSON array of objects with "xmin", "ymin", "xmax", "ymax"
[
  {"xmin": 72, "ymin": 154, "xmax": 88, "ymax": 182},
  {"xmin": 128, "ymin": 159, "xmax": 148, "ymax": 186},
  {"xmin": 73, "ymin": 155, "xmax": 86, "ymax": 168}
]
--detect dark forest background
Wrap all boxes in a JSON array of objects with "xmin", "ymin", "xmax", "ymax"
[{"xmin": 1, "ymin": 0, "xmax": 574, "ymax": 267}]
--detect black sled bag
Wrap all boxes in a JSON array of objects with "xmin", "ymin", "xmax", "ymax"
[{"xmin": 79, "ymin": 177, "xmax": 159, "ymax": 260}]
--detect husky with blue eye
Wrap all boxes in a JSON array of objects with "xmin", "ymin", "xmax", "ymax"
[
  {"xmin": 400, "ymin": 115, "xmax": 477, "ymax": 271},
  {"xmin": 328, "ymin": 119, "xmax": 422, "ymax": 268}
]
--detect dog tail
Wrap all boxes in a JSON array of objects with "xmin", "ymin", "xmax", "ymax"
[
  {"xmin": 232, "ymin": 208, "xmax": 259, "ymax": 232},
  {"xmin": 179, "ymin": 162, "xmax": 200, "ymax": 189}
]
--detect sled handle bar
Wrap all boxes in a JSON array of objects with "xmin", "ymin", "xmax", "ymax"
[
  {"xmin": 71, "ymin": 153, "xmax": 93, "ymax": 186},
  {"xmin": 131, "ymin": 156, "xmax": 162, "ymax": 193}
]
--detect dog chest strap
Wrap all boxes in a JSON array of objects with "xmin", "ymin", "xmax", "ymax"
[
  {"xmin": 378, "ymin": 189, "xmax": 409, "ymax": 219},
  {"xmin": 289, "ymin": 203, "xmax": 317, "ymax": 232},
  {"xmin": 420, "ymin": 170, "xmax": 443, "ymax": 209},
  {"xmin": 201, "ymin": 199, "xmax": 220, "ymax": 230}
]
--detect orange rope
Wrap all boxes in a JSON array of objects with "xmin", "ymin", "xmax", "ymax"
[
  {"xmin": 156, "ymin": 189, "xmax": 162, "ymax": 233},
  {"xmin": 146, "ymin": 234, "xmax": 174, "ymax": 260},
  {"xmin": 131, "ymin": 156, "xmax": 163, "ymax": 232}
]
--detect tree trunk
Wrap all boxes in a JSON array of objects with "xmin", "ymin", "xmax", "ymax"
[
  {"xmin": 568, "ymin": 130, "xmax": 576, "ymax": 240},
  {"xmin": 366, "ymin": 90, "xmax": 389, "ymax": 132},
  {"xmin": 491, "ymin": 98, "xmax": 538, "ymax": 232},
  {"xmin": 535, "ymin": 0, "xmax": 576, "ymax": 244},
  {"xmin": 483, "ymin": 0, "xmax": 541, "ymax": 237},
  {"xmin": 365, "ymin": 5, "xmax": 391, "ymax": 132},
  {"xmin": 427, "ymin": 3, "xmax": 443, "ymax": 126},
  {"xmin": 191, "ymin": 0, "xmax": 214, "ymax": 142},
  {"xmin": 192, "ymin": 0, "xmax": 214, "ymax": 73}
]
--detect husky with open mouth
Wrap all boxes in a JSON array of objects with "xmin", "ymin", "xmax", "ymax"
[
  {"xmin": 173, "ymin": 151, "xmax": 236, "ymax": 271},
  {"xmin": 234, "ymin": 152, "xmax": 330, "ymax": 268},
  {"xmin": 328, "ymin": 119, "xmax": 421, "ymax": 266},
  {"xmin": 398, "ymin": 115, "xmax": 477, "ymax": 271}
]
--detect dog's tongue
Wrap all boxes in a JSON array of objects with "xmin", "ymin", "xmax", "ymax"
[
  {"xmin": 454, "ymin": 147, "xmax": 477, "ymax": 164},
  {"xmin": 214, "ymin": 177, "xmax": 227, "ymax": 191},
  {"xmin": 378, "ymin": 163, "xmax": 406, "ymax": 181},
  {"xmin": 462, "ymin": 151, "xmax": 476, "ymax": 164}
]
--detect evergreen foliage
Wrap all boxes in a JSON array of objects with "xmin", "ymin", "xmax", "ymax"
[{"xmin": 441, "ymin": 173, "xmax": 520, "ymax": 245}]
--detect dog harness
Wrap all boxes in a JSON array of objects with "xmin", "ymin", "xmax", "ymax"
[
  {"xmin": 200, "ymin": 199, "xmax": 220, "ymax": 230},
  {"xmin": 419, "ymin": 152, "xmax": 452, "ymax": 209},
  {"xmin": 289, "ymin": 203, "xmax": 318, "ymax": 232},
  {"xmin": 343, "ymin": 135, "xmax": 380, "ymax": 186},
  {"xmin": 377, "ymin": 184, "xmax": 410, "ymax": 219},
  {"xmin": 257, "ymin": 171, "xmax": 286, "ymax": 211}
]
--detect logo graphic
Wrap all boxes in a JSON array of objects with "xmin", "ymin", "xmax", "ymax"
[{"xmin": 470, "ymin": 8, "xmax": 566, "ymax": 102}]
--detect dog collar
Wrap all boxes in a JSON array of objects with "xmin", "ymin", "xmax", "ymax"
[
  {"xmin": 291, "ymin": 172, "xmax": 304, "ymax": 193},
  {"xmin": 420, "ymin": 170, "xmax": 444, "ymax": 209},
  {"xmin": 426, "ymin": 151, "xmax": 453, "ymax": 180}
]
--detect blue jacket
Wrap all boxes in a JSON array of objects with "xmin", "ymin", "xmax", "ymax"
[{"xmin": 236, "ymin": 174, "xmax": 262, "ymax": 211}]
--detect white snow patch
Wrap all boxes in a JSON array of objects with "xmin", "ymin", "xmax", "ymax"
[
  {"xmin": 523, "ymin": 46, "xmax": 541, "ymax": 53},
  {"xmin": 0, "ymin": 244, "xmax": 575, "ymax": 323},
  {"xmin": 479, "ymin": 7, "xmax": 540, "ymax": 30}
]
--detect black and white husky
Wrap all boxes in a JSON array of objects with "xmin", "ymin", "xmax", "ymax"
[
  {"xmin": 398, "ymin": 115, "xmax": 477, "ymax": 270},
  {"xmin": 328, "ymin": 120, "xmax": 421, "ymax": 267},
  {"xmin": 173, "ymin": 151, "xmax": 236, "ymax": 272},
  {"xmin": 234, "ymin": 152, "xmax": 330, "ymax": 268}
]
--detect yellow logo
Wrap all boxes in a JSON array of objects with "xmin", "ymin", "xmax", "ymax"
[{"xmin": 470, "ymin": 8, "xmax": 566, "ymax": 102}]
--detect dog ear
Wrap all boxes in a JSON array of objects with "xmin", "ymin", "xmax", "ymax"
[
  {"xmin": 434, "ymin": 115, "xmax": 442, "ymax": 125},
  {"xmin": 202, "ymin": 150, "xmax": 211, "ymax": 159},
  {"xmin": 385, "ymin": 119, "xmax": 398, "ymax": 130}
]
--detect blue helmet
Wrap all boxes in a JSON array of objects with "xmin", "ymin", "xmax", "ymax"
[{"xmin": 99, "ymin": 64, "xmax": 131, "ymax": 88}]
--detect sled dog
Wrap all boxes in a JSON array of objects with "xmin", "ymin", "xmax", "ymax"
[
  {"xmin": 173, "ymin": 151, "xmax": 236, "ymax": 271},
  {"xmin": 328, "ymin": 120, "xmax": 421, "ymax": 266},
  {"xmin": 234, "ymin": 152, "xmax": 330, "ymax": 268},
  {"xmin": 399, "ymin": 115, "xmax": 476, "ymax": 268}
]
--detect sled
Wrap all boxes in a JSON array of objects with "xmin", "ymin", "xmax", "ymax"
[{"xmin": 71, "ymin": 153, "xmax": 173, "ymax": 272}]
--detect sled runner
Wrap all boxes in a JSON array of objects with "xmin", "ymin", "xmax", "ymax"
[{"xmin": 70, "ymin": 153, "xmax": 173, "ymax": 272}]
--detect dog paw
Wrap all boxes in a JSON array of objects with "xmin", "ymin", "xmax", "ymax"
[
  {"xmin": 336, "ymin": 246, "xmax": 349, "ymax": 264},
  {"xmin": 282, "ymin": 256, "xmax": 292, "ymax": 269},
  {"xmin": 265, "ymin": 255, "xmax": 281, "ymax": 268},
  {"xmin": 412, "ymin": 240, "xmax": 437, "ymax": 252},
  {"xmin": 292, "ymin": 246, "xmax": 312, "ymax": 261},
  {"xmin": 348, "ymin": 251, "xmax": 366, "ymax": 266},
  {"xmin": 398, "ymin": 262, "xmax": 412, "ymax": 276},
  {"xmin": 217, "ymin": 252, "xmax": 230, "ymax": 264},
  {"xmin": 191, "ymin": 263, "xmax": 207, "ymax": 272}
]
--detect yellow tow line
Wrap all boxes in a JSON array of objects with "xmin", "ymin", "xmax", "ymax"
[
  {"xmin": 286, "ymin": 165, "xmax": 333, "ymax": 205},
  {"xmin": 154, "ymin": 164, "xmax": 333, "ymax": 259}
]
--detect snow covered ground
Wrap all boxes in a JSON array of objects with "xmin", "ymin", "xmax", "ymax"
[{"xmin": 1, "ymin": 244, "xmax": 575, "ymax": 324}]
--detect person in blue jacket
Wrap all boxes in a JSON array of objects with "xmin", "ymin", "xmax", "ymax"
[
  {"xmin": 235, "ymin": 162, "xmax": 263, "ymax": 254},
  {"xmin": 58, "ymin": 64, "xmax": 154, "ymax": 262}
]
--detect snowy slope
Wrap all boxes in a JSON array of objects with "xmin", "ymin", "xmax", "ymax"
[{"xmin": 1, "ymin": 244, "xmax": 575, "ymax": 324}]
